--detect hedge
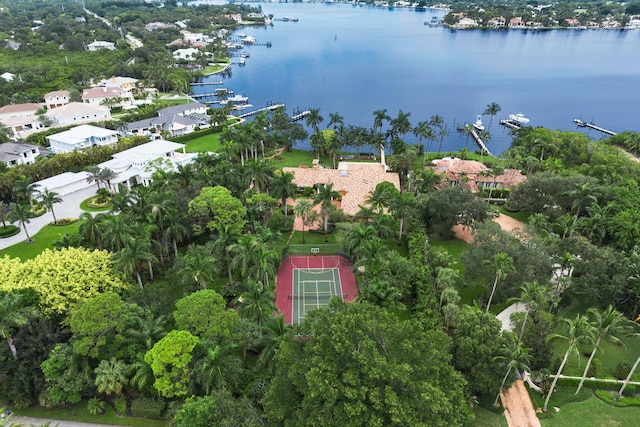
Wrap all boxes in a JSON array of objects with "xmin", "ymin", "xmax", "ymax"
[
  {"xmin": 595, "ymin": 389, "xmax": 640, "ymax": 407},
  {"xmin": 130, "ymin": 397, "xmax": 165, "ymax": 419},
  {"xmin": 0, "ymin": 225, "xmax": 20, "ymax": 238}
]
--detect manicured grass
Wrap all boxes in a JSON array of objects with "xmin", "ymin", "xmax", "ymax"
[
  {"xmin": 529, "ymin": 385, "xmax": 592, "ymax": 412},
  {"xmin": 0, "ymin": 222, "xmax": 82, "ymax": 261},
  {"xmin": 539, "ymin": 396, "xmax": 640, "ymax": 426},
  {"xmin": 80, "ymin": 196, "xmax": 112, "ymax": 212},
  {"xmin": 268, "ymin": 149, "xmax": 318, "ymax": 168},
  {"xmin": 473, "ymin": 406, "xmax": 507, "ymax": 427},
  {"xmin": 203, "ymin": 62, "xmax": 229, "ymax": 75},
  {"xmin": 288, "ymin": 230, "xmax": 338, "ymax": 245},
  {"xmin": 15, "ymin": 400, "xmax": 167, "ymax": 427},
  {"xmin": 498, "ymin": 206, "xmax": 531, "ymax": 224},
  {"xmin": 184, "ymin": 132, "xmax": 221, "ymax": 153}
]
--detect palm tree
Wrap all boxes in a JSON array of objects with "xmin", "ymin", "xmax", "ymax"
[
  {"xmin": 313, "ymin": 183, "xmax": 340, "ymax": 242},
  {"xmin": 102, "ymin": 214, "xmax": 133, "ymax": 251},
  {"xmin": 543, "ymin": 315, "xmax": 595, "ymax": 412},
  {"xmin": 0, "ymin": 202, "xmax": 11, "ymax": 228},
  {"xmin": 617, "ymin": 332, "xmax": 640, "ymax": 400},
  {"xmin": 413, "ymin": 121, "xmax": 435, "ymax": 154},
  {"xmin": 230, "ymin": 235, "xmax": 261, "ymax": 281},
  {"xmin": 327, "ymin": 112, "xmax": 344, "ymax": 130},
  {"xmin": 390, "ymin": 192, "xmax": 414, "ymax": 244},
  {"xmin": 575, "ymin": 306, "xmax": 630, "ymax": 395},
  {"xmin": 85, "ymin": 165, "xmax": 103, "ymax": 189},
  {"xmin": 510, "ymin": 281, "xmax": 551, "ymax": 340},
  {"xmin": 212, "ymin": 224, "xmax": 241, "ymax": 286},
  {"xmin": 113, "ymin": 236, "xmax": 156, "ymax": 289},
  {"xmin": 272, "ymin": 171, "xmax": 297, "ymax": 221},
  {"xmin": 365, "ymin": 183, "xmax": 395, "ymax": 214},
  {"xmin": 244, "ymin": 160, "xmax": 274, "ymax": 194},
  {"xmin": 175, "ymin": 244, "xmax": 219, "ymax": 290},
  {"xmin": 99, "ymin": 168, "xmax": 117, "ymax": 193},
  {"xmin": 484, "ymin": 252, "xmax": 515, "ymax": 312},
  {"xmin": 8, "ymin": 202, "xmax": 33, "ymax": 243},
  {"xmin": 343, "ymin": 224, "xmax": 377, "ymax": 258},
  {"xmin": 78, "ymin": 212, "xmax": 106, "ymax": 250},
  {"xmin": 372, "ymin": 109, "xmax": 390, "ymax": 134},
  {"xmin": 240, "ymin": 283, "xmax": 276, "ymax": 325},
  {"xmin": 94, "ymin": 358, "xmax": 128, "ymax": 396},
  {"xmin": 0, "ymin": 293, "xmax": 38, "ymax": 359},
  {"xmin": 124, "ymin": 311, "xmax": 168, "ymax": 351},
  {"xmin": 39, "ymin": 189, "xmax": 62, "ymax": 224},
  {"xmin": 305, "ymin": 108, "xmax": 324, "ymax": 134},
  {"xmin": 483, "ymin": 102, "xmax": 501, "ymax": 128},
  {"xmin": 194, "ymin": 341, "xmax": 242, "ymax": 395},
  {"xmin": 13, "ymin": 177, "xmax": 40, "ymax": 210},
  {"xmin": 257, "ymin": 314, "xmax": 289, "ymax": 373},
  {"xmin": 163, "ymin": 206, "xmax": 190, "ymax": 257},
  {"xmin": 494, "ymin": 335, "xmax": 531, "ymax": 407},
  {"xmin": 390, "ymin": 110, "xmax": 412, "ymax": 142},
  {"xmin": 368, "ymin": 129, "xmax": 387, "ymax": 165},
  {"xmin": 294, "ymin": 198, "xmax": 314, "ymax": 244}
]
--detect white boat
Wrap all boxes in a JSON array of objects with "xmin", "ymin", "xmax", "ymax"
[
  {"xmin": 508, "ymin": 113, "xmax": 530, "ymax": 125},
  {"xmin": 473, "ymin": 115, "xmax": 485, "ymax": 131},
  {"xmin": 225, "ymin": 94, "xmax": 249, "ymax": 104},
  {"xmin": 241, "ymin": 52, "xmax": 250, "ymax": 58},
  {"xmin": 238, "ymin": 57, "xmax": 245, "ymax": 65},
  {"xmin": 241, "ymin": 36, "xmax": 256, "ymax": 44}
]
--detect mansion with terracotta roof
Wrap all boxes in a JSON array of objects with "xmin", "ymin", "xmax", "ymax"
[{"xmin": 430, "ymin": 157, "xmax": 526, "ymax": 193}]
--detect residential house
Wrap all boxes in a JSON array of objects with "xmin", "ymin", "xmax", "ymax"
[
  {"xmin": 173, "ymin": 47, "xmax": 201, "ymax": 61},
  {"xmin": 509, "ymin": 17, "xmax": 526, "ymax": 29},
  {"xmin": 0, "ymin": 103, "xmax": 41, "ymax": 120},
  {"xmin": 44, "ymin": 90, "xmax": 70, "ymax": 109},
  {"xmin": 82, "ymin": 86, "xmax": 133, "ymax": 108},
  {"xmin": 46, "ymin": 124, "xmax": 119, "ymax": 154},
  {"xmin": 565, "ymin": 18, "xmax": 581, "ymax": 27},
  {"xmin": 34, "ymin": 171, "xmax": 93, "ymax": 196},
  {"xmin": 87, "ymin": 40, "xmax": 116, "ymax": 51},
  {"xmin": 5, "ymin": 41, "xmax": 21, "ymax": 50},
  {"xmin": 98, "ymin": 139, "xmax": 198, "ymax": 189},
  {"xmin": 487, "ymin": 16, "xmax": 506, "ymax": 29},
  {"xmin": 430, "ymin": 157, "xmax": 526, "ymax": 192},
  {"xmin": 455, "ymin": 17, "xmax": 479, "ymax": 29},
  {"xmin": 0, "ymin": 103, "xmax": 43, "ymax": 138},
  {"xmin": 0, "ymin": 142, "xmax": 40, "ymax": 167},
  {"xmin": 96, "ymin": 76, "xmax": 139, "ymax": 93},
  {"xmin": 125, "ymin": 102, "xmax": 209, "ymax": 138},
  {"xmin": 145, "ymin": 22, "xmax": 176, "ymax": 31},
  {"xmin": 1, "ymin": 72, "xmax": 15, "ymax": 82},
  {"xmin": 626, "ymin": 17, "xmax": 640, "ymax": 29},
  {"xmin": 45, "ymin": 102, "xmax": 111, "ymax": 126},
  {"xmin": 283, "ymin": 162, "xmax": 401, "ymax": 217}
]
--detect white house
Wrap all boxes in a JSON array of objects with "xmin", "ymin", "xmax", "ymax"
[
  {"xmin": 44, "ymin": 90, "xmax": 70, "ymax": 109},
  {"xmin": 125, "ymin": 102, "xmax": 209, "ymax": 138},
  {"xmin": 0, "ymin": 103, "xmax": 41, "ymax": 120},
  {"xmin": 96, "ymin": 76, "xmax": 139, "ymax": 93},
  {"xmin": 82, "ymin": 86, "xmax": 133, "ymax": 107},
  {"xmin": 87, "ymin": 40, "xmax": 116, "ymax": 51},
  {"xmin": 34, "ymin": 171, "xmax": 93, "ymax": 196},
  {"xmin": 98, "ymin": 139, "xmax": 198, "ymax": 189},
  {"xmin": 1, "ymin": 72, "xmax": 15, "ymax": 82},
  {"xmin": 46, "ymin": 125, "xmax": 119, "ymax": 154},
  {"xmin": 0, "ymin": 103, "xmax": 43, "ymax": 138},
  {"xmin": 0, "ymin": 142, "xmax": 40, "ymax": 167},
  {"xmin": 45, "ymin": 102, "xmax": 111, "ymax": 126},
  {"xmin": 173, "ymin": 47, "xmax": 201, "ymax": 61}
]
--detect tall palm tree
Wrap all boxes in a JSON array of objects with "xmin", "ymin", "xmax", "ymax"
[
  {"xmin": 102, "ymin": 214, "xmax": 133, "ymax": 251},
  {"xmin": 124, "ymin": 310, "xmax": 168, "ymax": 351},
  {"xmin": 85, "ymin": 165, "xmax": 103, "ymax": 189},
  {"xmin": 543, "ymin": 315, "xmax": 595, "ymax": 412},
  {"xmin": 0, "ymin": 202, "xmax": 11, "ymax": 228},
  {"xmin": 257, "ymin": 314, "xmax": 289, "ymax": 373},
  {"xmin": 365, "ymin": 183, "xmax": 396, "ymax": 214},
  {"xmin": 367, "ymin": 129, "xmax": 387, "ymax": 165},
  {"xmin": 163, "ymin": 206, "xmax": 190, "ymax": 257},
  {"xmin": 390, "ymin": 192, "xmax": 414, "ymax": 244},
  {"xmin": 327, "ymin": 112, "xmax": 344, "ymax": 130},
  {"xmin": 412, "ymin": 121, "xmax": 435, "ymax": 154},
  {"xmin": 240, "ymin": 283, "xmax": 276, "ymax": 326},
  {"xmin": 113, "ymin": 236, "xmax": 156, "ymax": 289},
  {"xmin": 293, "ymin": 198, "xmax": 313, "ymax": 244},
  {"xmin": 212, "ymin": 224, "xmax": 241, "ymax": 286},
  {"xmin": 494, "ymin": 335, "xmax": 531, "ymax": 407},
  {"xmin": 343, "ymin": 224, "xmax": 377, "ymax": 258},
  {"xmin": 617, "ymin": 332, "xmax": 640, "ymax": 400},
  {"xmin": 94, "ymin": 358, "xmax": 128, "ymax": 396},
  {"xmin": 8, "ymin": 202, "xmax": 33, "ymax": 243},
  {"xmin": 313, "ymin": 183, "xmax": 340, "ymax": 242},
  {"xmin": 194, "ymin": 341, "xmax": 242, "ymax": 395},
  {"xmin": 0, "ymin": 293, "xmax": 38, "ymax": 360},
  {"xmin": 305, "ymin": 108, "xmax": 324, "ymax": 134},
  {"xmin": 576, "ymin": 306, "xmax": 630, "ymax": 395},
  {"xmin": 484, "ymin": 252, "xmax": 515, "ymax": 312},
  {"xmin": 230, "ymin": 235, "xmax": 261, "ymax": 281},
  {"xmin": 510, "ymin": 281, "xmax": 551, "ymax": 340},
  {"xmin": 99, "ymin": 168, "xmax": 117, "ymax": 193},
  {"xmin": 39, "ymin": 189, "xmax": 62, "ymax": 225},
  {"xmin": 175, "ymin": 244, "xmax": 219, "ymax": 290},
  {"xmin": 390, "ymin": 110, "xmax": 412, "ymax": 142},
  {"xmin": 372, "ymin": 109, "xmax": 390, "ymax": 134},
  {"xmin": 13, "ymin": 177, "xmax": 40, "ymax": 209},
  {"xmin": 78, "ymin": 212, "xmax": 106, "ymax": 250},
  {"xmin": 244, "ymin": 160, "xmax": 274, "ymax": 194},
  {"xmin": 271, "ymin": 171, "xmax": 297, "ymax": 221},
  {"xmin": 483, "ymin": 102, "xmax": 501, "ymax": 128}
]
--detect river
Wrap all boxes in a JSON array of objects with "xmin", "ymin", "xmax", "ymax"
[{"xmin": 192, "ymin": 2, "xmax": 640, "ymax": 156}]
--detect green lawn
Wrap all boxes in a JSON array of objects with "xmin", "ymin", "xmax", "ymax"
[
  {"xmin": 0, "ymin": 222, "xmax": 82, "ymax": 261},
  {"xmin": 288, "ymin": 230, "xmax": 338, "ymax": 246},
  {"xmin": 540, "ymin": 396, "xmax": 640, "ymax": 427},
  {"xmin": 498, "ymin": 206, "xmax": 531, "ymax": 224},
  {"xmin": 473, "ymin": 406, "xmax": 507, "ymax": 427},
  {"xmin": 15, "ymin": 400, "xmax": 167, "ymax": 427},
  {"xmin": 184, "ymin": 132, "xmax": 221, "ymax": 153},
  {"xmin": 268, "ymin": 149, "xmax": 318, "ymax": 168}
]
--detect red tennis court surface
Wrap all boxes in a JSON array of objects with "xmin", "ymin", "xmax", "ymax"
[{"xmin": 276, "ymin": 255, "xmax": 358, "ymax": 324}]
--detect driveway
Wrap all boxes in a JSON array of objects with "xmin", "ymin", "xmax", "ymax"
[
  {"xmin": 7, "ymin": 415, "xmax": 128, "ymax": 427},
  {"xmin": 0, "ymin": 185, "xmax": 98, "ymax": 251}
]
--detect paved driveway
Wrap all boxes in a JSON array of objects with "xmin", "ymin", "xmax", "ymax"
[{"xmin": 7, "ymin": 415, "xmax": 128, "ymax": 427}]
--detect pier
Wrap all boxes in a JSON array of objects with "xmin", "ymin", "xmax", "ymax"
[
  {"xmin": 469, "ymin": 128, "xmax": 494, "ymax": 157},
  {"xmin": 233, "ymin": 104, "xmax": 286, "ymax": 119},
  {"xmin": 192, "ymin": 81, "xmax": 223, "ymax": 86},
  {"xmin": 499, "ymin": 119, "xmax": 522, "ymax": 130},
  {"xmin": 290, "ymin": 110, "xmax": 311, "ymax": 122},
  {"xmin": 573, "ymin": 119, "xmax": 617, "ymax": 136},
  {"xmin": 191, "ymin": 92, "xmax": 227, "ymax": 99}
]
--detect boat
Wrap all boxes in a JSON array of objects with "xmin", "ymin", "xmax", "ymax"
[
  {"xmin": 241, "ymin": 52, "xmax": 250, "ymax": 58},
  {"xmin": 238, "ymin": 58, "xmax": 245, "ymax": 65},
  {"xmin": 225, "ymin": 94, "xmax": 249, "ymax": 105},
  {"xmin": 508, "ymin": 113, "xmax": 530, "ymax": 125},
  {"xmin": 241, "ymin": 36, "xmax": 256, "ymax": 44},
  {"xmin": 473, "ymin": 115, "xmax": 485, "ymax": 132}
]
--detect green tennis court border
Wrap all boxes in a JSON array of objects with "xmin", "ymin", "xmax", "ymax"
[{"xmin": 292, "ymin": 268, "xmax": 343, "ymax": 325}]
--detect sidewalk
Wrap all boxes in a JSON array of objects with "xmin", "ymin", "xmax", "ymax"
[
  {"xmin": 0, "ymin": 185, "xmax": 98, "ymax": 251},
  {"xmin": 7, "ymin": 415, "xmax": 127, "ymax": 427}
]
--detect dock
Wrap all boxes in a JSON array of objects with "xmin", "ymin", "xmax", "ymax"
[
  {"xmin": 233, "ymin": 104, "xmax": 286, "ymax": 119},
  {"xmin": 499, "ymin": 119, "xmax": 522, "ymax": 130},
  {"xmin": 290, "ymin": 110, "xmax": 311, "ymax": 122},
  {"xmin": 469, "ymin": 128, "xmax": 494, "ymax": 157},
  {"xmin": 191, "ymin": 92, "xmax": 227, "ymax": 99},
  {"xmin": 192, "ymin": 81, "xmax": 223, "ymax": 86},
  {"xmin": 573, "ymin": 119, "xmax": 617, "ymax": 136}
]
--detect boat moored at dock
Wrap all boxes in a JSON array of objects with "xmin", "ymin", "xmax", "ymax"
[{"xmin": 473, "ymin": 115, "xmax": 485, "ymax": 132}]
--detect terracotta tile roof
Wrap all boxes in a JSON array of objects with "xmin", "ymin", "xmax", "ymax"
[
  {"xmin": 283, "ymin": 162, "xmax": 401, "ymax": 216},
  {"xmin": 431, "ymin": 157, "xmax": 526, "ymax": 191},
  {"xmin": 0, "ymin": 103, "xmax": 41, "ymax": 115}
]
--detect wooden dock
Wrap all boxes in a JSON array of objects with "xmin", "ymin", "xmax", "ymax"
[
  {"xmin": 192, "ymin": 81, "xmax": 223, "ymax": 86},
  {"xmin": 233, "ymin": 104, "xmax": 286, "ymax": 119},
  {"xmin": 290, "ymin": 110, "xmax": 310, "ymax": 122},
  {"xmin": 500, "ymin": 119, "xmax": 522, "ymax": 130},
  {"xmin": 573, "ymin": 119, "xmax": 617, "ymax": 136},
  {"xmin": 470, "ymin": 128, "xmax": 494, "ymax": 157}
]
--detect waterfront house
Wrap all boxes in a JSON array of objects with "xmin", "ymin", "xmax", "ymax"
[
  {"xmin": 173, "ymin": 47, "xmax": 202, "ymax": 61},
  {"xmin": 0, "ymin": 103, "xmax": 43, "ymax": 137},
  {"xmin": 47, "ymin": 125, "xmax": 118, "ymax": 154},
  {"xmin": 124, "ymin": 102, "xmax": 209, "ymax": 138},
  {"xmin": 82, "ymin": 86, "xmax": 133, "ymax": 108},
  {"xmin": 487, "ymin": 17, "xmax": 506, "ymax": 29},
  {"xmin": 565, "ymin": 18, "xmax": 580, "ymax": 28},
  {"xmin": 283, "ymin": 162, "xmax": 401, "ymax": 217},
  {"xmin": 96, "ymin": 76, "xmax": 139, "ymax": 93},
  {"xmin": 44, "ymin": 90, "xmax": 70, "ymax": 109},
  {"xmin": 45, "ymin": 102, "xmax": 111, "ymax": 126},
  {"xmin": 430, "ymin": 157, "xmax": 526, "ymax": 192},
  {"xmin": 509, "ymin": 17, "xmax": 526, "ymax": 29},
  {"xmin": 0, "ymin": 142, "xmax": 40, "ymax": 167},
  {"xmin": 87, "ymin": 40, "xmax": 116, "ymax": 51}
]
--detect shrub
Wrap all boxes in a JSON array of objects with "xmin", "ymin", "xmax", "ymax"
[
  {"xmin": 50, "ymin": 218, "xmax": 77, "ymax": 226},
  {"xmin": 587, "ymin": 357, "xmax": 601, "ymax": 377},
  {"xmin": 130, "ymin": 397, "xmax": 166, "ymax": 419},
  {"xmin": 87, "ymin": 397, "xmax": 106, "ymax": 415},
  {"xmin": 86, "ymin": 196, "xmax": 112, "ymax": 209},
  {"xmin": 615, "ymin": 361, "xmax": 631, "ymax": 379},
  {"xmin": 114, "ymin": 395, "xmax": 128, "ymax": 415},
  {"xmin": 595, "ymin": 389, "xmax": 640, "ymax": 407},
  {"xmin": 0, "ymin": 225, "xmax": 20, "ymax": 238},
  {"xmin": 96, "ymin": 188, "xmax": 110, "ymax": 197}
]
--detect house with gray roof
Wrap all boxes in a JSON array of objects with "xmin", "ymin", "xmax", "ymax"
[
  {"xmin": 125, "ymin": 102, "xmax": 209, "ymax": 138},
  {"xmin": 0, "ymin": 142, "xmax": 40, "ymax": 167},
  {"xmin": 46, "ymin": 125, "xmax": 118, "ymax": 154}
]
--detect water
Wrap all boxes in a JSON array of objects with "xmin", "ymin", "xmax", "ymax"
[{"xmin": 193, "ymin": 2, "xmax": 640, "ymax": 156}]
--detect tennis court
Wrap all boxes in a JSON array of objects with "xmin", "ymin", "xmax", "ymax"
[
  {"xmin": 275, "ymin": 255, "xmax": 359, "ymax": 325},
  {"xmin": 291, "ymin": 267, "xmax": 342, "ymax": 325}
]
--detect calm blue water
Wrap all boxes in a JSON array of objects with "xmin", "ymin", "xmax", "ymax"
[{"xmin": 193, "ymin": 2, "xmax": 640, "ymax": 155}]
